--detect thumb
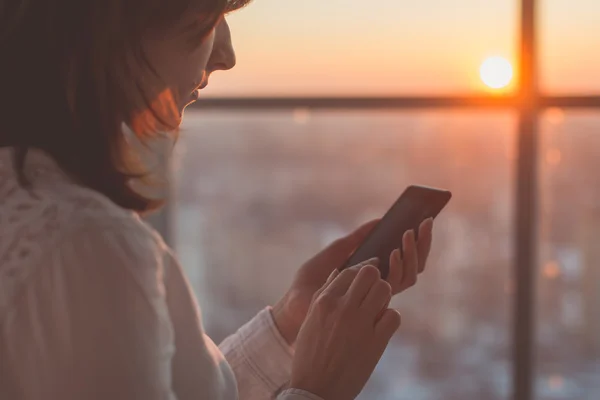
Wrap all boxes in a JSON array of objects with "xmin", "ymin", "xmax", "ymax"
[
  {"xmin": 330, "ymin": 218, "xmax": 380, "ymax": 254},
  {"xmin": 373, "ymin": 309, "xmax": 402, "ymax": 360},
  {"xmin": 313, "ymin": 269, "xmax": 340, "ymax": 301},
  {"xmin": 375, "ymin": 309, "xmax": 402, "ymax": 341}
]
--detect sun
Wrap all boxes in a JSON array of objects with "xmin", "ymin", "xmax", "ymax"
[{"xmin": 479, "ymin": 56, "xmax": 514, "ymax": 89}]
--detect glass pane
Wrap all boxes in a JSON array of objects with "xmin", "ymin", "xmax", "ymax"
[
  {"xmin": 174, "ymin": 110, "xmax": 516, "ymax": 399},
  {"xmin": 537, "ymin": 111, "xmax": 600, "ymax": 399},
  {"xmin": 540, "ymin": 1, "xmax": 600, "ymax": 94},
  {"xmin": 203, "ymin": 0, "xmax": 518, "ymax": 97}
]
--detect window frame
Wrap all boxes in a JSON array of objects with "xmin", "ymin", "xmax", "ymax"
[{"xmin": 154, "ymin": 1, "xmax": 600, "ymax": 399}]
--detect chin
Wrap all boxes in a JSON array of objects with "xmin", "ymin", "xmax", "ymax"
[
  {"xmin": 181, "ymin": 100, "xmax": 194, "ymax": 112},
  {"xmin": 179, "ymin": 106, "xmax": 188, "ymax": 121},
  {"xmin": 179, "ymin": 102, "xmax": 195, "ymax": 122}
]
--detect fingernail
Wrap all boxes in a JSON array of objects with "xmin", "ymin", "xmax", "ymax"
[
  {"xmin": 423, "ymin": 217, "xmax": 434, "ymax": 230},
  {"xmin": 327, "ymin": 269, "xmax": 340, "ymax": 282},
  {"xmin": 367, "ymin": 257, "xmax": 380, "ymax": 266},
  {"xmin": 352, "ymin": 257, "xmax": 379, "ymax": 269},
  {"xmin": 394, "ymin": 248, "xmax": 402, "ymax": 263}
]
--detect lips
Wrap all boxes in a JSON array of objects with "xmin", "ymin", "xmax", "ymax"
[{"xmin": 190, "ymin": 79, "xmax": 208, "ymax": 96}]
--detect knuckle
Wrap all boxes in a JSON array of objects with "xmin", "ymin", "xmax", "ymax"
[
  {"xmin": 311, "ymin": 290, "xmax": 322, "ymax": 302},
  {"xmin": 358, "ymin": 265, "xmax": 380, "ymax": 281},
  {"xmin": 380, "ymin": 311, "xmax": 402, "ymax": 335},
  {"xmin": 375, "ymin": 280, "xmax": 392, "ymax": 296},
  {"xmin": 387, "ymin": 312, "xmax": 402, "ymax": 331},
  {"xmin": 315, "ymin": 293, "xmax": 337, "ymax": 311},
  {"xmin": 340, "ymin": 299, "xmax": 356, "ymax": 317},
  {"xmin": 340, "ymin": 267, "xmax": 359, "ymax": 279},
  {"xmin": 406, "ymin": 275, "xmax": 418, "ymax": 287}
]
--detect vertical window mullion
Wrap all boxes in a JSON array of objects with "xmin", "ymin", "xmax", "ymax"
[{"xmin": 513, "ymin": 0, "xmax": 539, "ymax": 399}]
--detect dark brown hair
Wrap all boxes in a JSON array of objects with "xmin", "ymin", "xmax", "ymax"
[{"xmin": 0, "ymin": 0, "xmax": 251, "ymax": 212}]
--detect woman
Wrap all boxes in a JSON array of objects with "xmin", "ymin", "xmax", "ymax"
[{"xmin": 0, "ymin": 1, "xmax": 435, "ymax": 399}]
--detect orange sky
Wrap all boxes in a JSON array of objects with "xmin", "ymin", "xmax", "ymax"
[{"xmin": 202, "ymin": 0, "xmax": 600, "ymax": 97}]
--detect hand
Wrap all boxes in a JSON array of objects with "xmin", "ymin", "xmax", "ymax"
[
  {"xmin": 272, "ymin": 219, "xmax": 379, "ymax": 345},
  {"xmin": 272, "ymin": 218, "xmax": 434, "ymax": 345},
  {"xmin": 290, "ymin": 264, "xmax": 401, "ymax": 400},
  {"xmin": 387, "ymin": 217, "xmax": 434, "ymax": 294}
]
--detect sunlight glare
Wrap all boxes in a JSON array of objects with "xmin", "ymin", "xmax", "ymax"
[{"xmin": 479, "ymin": 56, "xmax": 514, "ymax": 89}]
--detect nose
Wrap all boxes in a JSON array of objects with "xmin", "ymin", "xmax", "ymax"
[{"xmin": 208, "ymin": 19, "xmax": 236, "ymax": 72}]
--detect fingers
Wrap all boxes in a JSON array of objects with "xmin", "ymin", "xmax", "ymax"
[
  {"xmin": 399, "ymin": 229, "xmax": 418, "ymax": 290},
  {"xmin": 375, "ymin": 309, "xmax": 401, "ymax": 340},
  {"xmin": 346, "ymin": 264, "xmax": 381, "ymax": 306},
  {"xmin": 322, "ymin": 267, "xmax": 362, "ymax": 297},
  {"xmin": 387, "ymin": 248, "xmax": 403, "ymax": 292},
  {"xmin": 315, "ymin": 268, "xmax": 340, "ymax": 297},
  {"xmin": 322, "ymin": 256, "xmax": 379, "ymax": 299},
  {"xmin": 387, "ymin": 218, "xmax": 434, "ymax": 293},
  {"xmin": 352, "ymin": 257, "xmax": 380, "ymax": 271},
  {"xmin": 362, "ymin": 279, "xmax": 392, "ymax": 315},
  {"xmin": 324, "ymin": 218, "xmax": 434, "ymax": 301},
  {"xmin": 417, "ymin": 218, "xmax": 434, "ymax": 273}
]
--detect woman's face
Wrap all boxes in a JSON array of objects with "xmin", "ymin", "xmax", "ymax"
[{"xmin": 138, "ymin": 17, "xmax": 236, "ymax": 121}]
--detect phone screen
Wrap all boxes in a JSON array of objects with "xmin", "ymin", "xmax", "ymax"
[{"xmin": 341, "ymin": 185, "xmax": 452, "ymax": 279}]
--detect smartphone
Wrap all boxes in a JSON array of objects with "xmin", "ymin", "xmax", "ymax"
[{"xmin": 341, "ymin": 185, "xmax": 452, "ymax": 279}]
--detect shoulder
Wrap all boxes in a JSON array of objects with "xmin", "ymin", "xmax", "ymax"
[
  {"xmin": 1, "ymin": 176, "xmax": 167, "ymax": 261},
  {"xmin": 0, "ymin": 175, "xmax": 170, "ymax": 319}
]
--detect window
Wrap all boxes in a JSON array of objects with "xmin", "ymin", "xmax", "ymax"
[
  {"xmin": 157, "ymin": 1, "xmax": 600, "ymax": 400},
  {"xmin": 536, "ymin": 112, "xmax": 600, "ymax": 399},
  {"xmin": 175, "ymin": 110, "xmax": 516, "ymax": 399},
  {"xmin": 540, "ymin": 1, "xmax": 600, "ymax": 94},
  {"xmin": 202, "ymin": 0, "xmax": 518, "ymax": 97}
]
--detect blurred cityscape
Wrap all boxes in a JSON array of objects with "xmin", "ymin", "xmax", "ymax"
[{"xmin": 172, "ymin": 109, "xmax": 600, "ymax": 400}]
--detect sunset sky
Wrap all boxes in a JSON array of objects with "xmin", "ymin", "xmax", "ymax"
[{"xmin": 202, "ymin": 0, "xmax": 600, "ymax": 97}]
